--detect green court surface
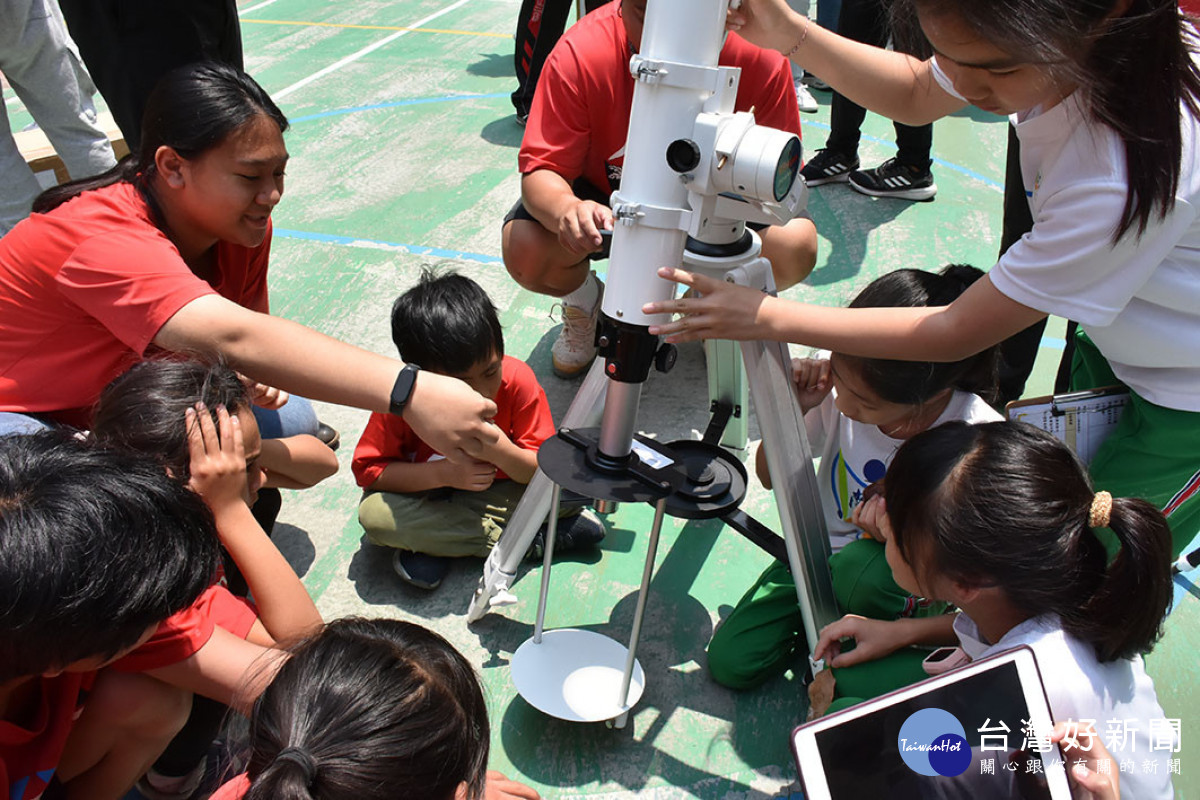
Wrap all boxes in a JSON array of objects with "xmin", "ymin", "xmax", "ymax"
[{"xmin": 5, "ymin": 0, "xmax": 1196, "ymax": 796}]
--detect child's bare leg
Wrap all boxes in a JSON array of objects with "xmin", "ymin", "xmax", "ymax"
[{"xmin": 56, "ymin": 670, "xmax": 191, "ymax": 800}]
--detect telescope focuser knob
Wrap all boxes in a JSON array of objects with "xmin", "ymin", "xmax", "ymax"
[{"xmin": 666, "ymin": 139, "xmax": 702, "ymax": 173}]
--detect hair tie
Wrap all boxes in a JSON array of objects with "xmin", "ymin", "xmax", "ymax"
[
  {"xmin": 1089, "ymin": 491, "xmax": 1113, "ymax": 529},
  {"xmin": 275, "ymin": 747, "xmax": 317, "ymax": 786}
]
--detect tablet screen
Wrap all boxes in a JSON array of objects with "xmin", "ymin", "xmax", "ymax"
[{"xmin": 811, "ymin": 660, "xmax": 1058, "ymax": 799}]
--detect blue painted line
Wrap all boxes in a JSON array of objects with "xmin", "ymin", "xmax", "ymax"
[
  {"xmin": 273, "ymin": 228, "xmax": 502, "ymax": 264},
  {"xmin": 289, "ymin": 92, "xmax": 509, "ymax": 123},
  {"xmin": 287, "ymin": 98, "xmax": 1004, "ymax": 195},
  {"xmin": 1173, "ymin": 573, "xmax": 1200, "ymax": 606},
  {"xmin": 803, "ymin": 121, "xmax": 1004, "ymax": 192}
]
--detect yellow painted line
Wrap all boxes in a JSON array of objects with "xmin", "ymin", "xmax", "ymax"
[{"xmin": 241, "ymin": 18, "xmax": 510, "ymax": 38}]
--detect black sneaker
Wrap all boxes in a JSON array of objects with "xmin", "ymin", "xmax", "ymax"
[
  {"xmin": 392, "ymin": 550, "xmax": 450, "ymax": 590},
  {"xmin": 800, "ymin": 148, "xmax": 860, "ymax": 186},
  {"xmin": 526, "ymin": 509, "xmax": 606, "ymax": 561},
  {"xmin": 848, "ymin": 158, "xmax": 937, "ymax": 201}
]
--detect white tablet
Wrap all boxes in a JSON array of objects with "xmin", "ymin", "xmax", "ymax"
[{"xmin": 791, "ymin": 646, "xmax": 1074, "ymax": 800}]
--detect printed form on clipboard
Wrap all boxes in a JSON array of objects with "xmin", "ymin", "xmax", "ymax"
[{"xmin": 1006, "ymin": 386, "xmax": 1130, "ymax": 465}]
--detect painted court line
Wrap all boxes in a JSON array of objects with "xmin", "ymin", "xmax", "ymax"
[
  {"xmin": 273, "ymin": 0, "xmax": 475, "ymax": 100},
  {"xmin": 243, "ymin": 18, "xmax": 508, "ymax": 38},
  {"xmin": 273, "ymin": 228, "xmax": 502, "ymax": 265},
  {"xmin": 288, "ymin": 92, "xmax": 507, "ymax": 123},
  {"xmin": 239, "ymin": 0, "xmax": 281, "ymax": 15}
]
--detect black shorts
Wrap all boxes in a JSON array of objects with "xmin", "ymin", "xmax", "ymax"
[{"xmin": 502, "ymin": 176, "xmax": 611, "ymax": 227}]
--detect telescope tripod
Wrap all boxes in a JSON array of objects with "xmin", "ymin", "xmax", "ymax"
[{"xmin": 467, "ymin": 234, "xmax": 839, "ymax": 727}]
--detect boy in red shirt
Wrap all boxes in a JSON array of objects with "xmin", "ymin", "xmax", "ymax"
[
  {"xmin": 0, "ymin": 434, "xmax": 219, "ymax": 799},
  {"xmin": 353, "ymin": 270, "xmax": 604, "ymax": 590}
]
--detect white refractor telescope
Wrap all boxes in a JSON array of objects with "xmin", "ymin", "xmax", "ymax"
[{"xmin": 469, "ymin": 0, "xmax": 836, "ymax": 727}]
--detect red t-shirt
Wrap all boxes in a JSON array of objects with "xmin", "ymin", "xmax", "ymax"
[
  {"xmin": 109, "ymin": 584, "xmax": 259, "ymax": 674},
  {"xmin": 352, "ymin": 356, "xmax": 555, "ymax": 487},
  {"xmin": 518, "ymin": 1, "xmax": 801, "ymax": 193},
  {"xmin": 0, "ymin": 182, "xmax": 271, "ymax": 428},
  {"xmin": 1, "ymin": 672, "xmax": 95, "ymax": 800}
]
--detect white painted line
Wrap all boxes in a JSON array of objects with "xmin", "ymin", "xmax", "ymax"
[
  {"xmin": 239, "ymin": 0, "xmax": 281, "ymax": 15},
  {"xmin": 272, "ymin": 0, "xmax": 473, "ymax": 100}
]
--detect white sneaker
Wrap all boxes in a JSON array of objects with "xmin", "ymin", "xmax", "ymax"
[
  {"xmin": 550, "ymin": 281, "xmax": 603, "ymax": 378},
  {"xmin": 794, "ymin": 77, "xmax": 819, "ymax": 113}
]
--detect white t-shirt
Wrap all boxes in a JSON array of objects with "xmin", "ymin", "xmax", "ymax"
[
  {"xmin": 930, "ymin": 55, "xmax": 1200, "ymax": 411},
  {"xmin": 804, "ymin": 386, "xmax": 1001, "ymax": 551},
  {"xmin": 955, "ymin": 613, "xmax": 1176, "ymax": 800}
]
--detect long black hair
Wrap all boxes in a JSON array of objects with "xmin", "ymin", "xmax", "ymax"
[
  {"xmin": 884, "ymin": 421, "xmax": 1172, "ymax": 662},
  {"xmin": 841, "ymin": 264, "xmax": 1000, "ymax": 405},
  {"xmin": 239, "ymin": 617, "xmax": 490, "ymax": 800},
  {"xmin": 33, "ymin": 61, "xmax": 288, "ymax": 221},
  {"xmin": 91, "ymin": 357, "xmax": 251, "ymax": 480},
  {"xmin": 896, "ymin": 0, "xmax": 1200, "ymax": 241}
]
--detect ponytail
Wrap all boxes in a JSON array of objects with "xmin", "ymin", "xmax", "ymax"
[
  {"xmin": 33, "ymin": 61, "xmax": 287, "ymax": 219},
  {"xmin": 32, "ymin": 158, "xmax": 141, "ymax": 215},
  {"xmin": 1068, "ymin": 496, "xmax": 1173, "ymax": 661},
  {"xmin": 244, "ymin": 747, "xmax": 319, "ymax": 800},
  {"xmin": 238, "ymin": 617, "xmax": 489, "ymax": 800},
  {"xmin": 884, "ymin": 421, "xmax": 1173, "ymax": 662}
]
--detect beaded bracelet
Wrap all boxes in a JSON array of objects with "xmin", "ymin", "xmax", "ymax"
[{"xmin": 784, "ymin": 15, "xmax": 811, "ymax": 58}]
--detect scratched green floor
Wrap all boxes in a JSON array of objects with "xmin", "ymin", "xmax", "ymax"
[{"xmin": 6, "ymin": 0, "xmax": 1196, "ymax": 795}]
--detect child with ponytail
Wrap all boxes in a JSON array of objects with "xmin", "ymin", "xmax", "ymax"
[
  {"xmin": 816, "ymin": 420, "xmax": 1176, "ymax": 799},
  {"xmin": 210, "ymin": 617, "xmax": 538, "ymax": 800}
]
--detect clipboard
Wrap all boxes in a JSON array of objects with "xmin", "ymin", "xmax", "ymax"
[{"xmin": 1006, "ymin": 386, "xmax": 1129, "ymax": 465}]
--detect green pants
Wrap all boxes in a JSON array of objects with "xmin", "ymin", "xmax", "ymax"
[
  {"xmin": 1072, "ymin": 332, "xmax": 1200, "ymax": 559},
  {"xmin": 707, "ymin": 540, "xmax": 944, "ymax": 692},
  {"xmin": 359, "ymin": 481, "xmax": 587, "ymax": 558}
]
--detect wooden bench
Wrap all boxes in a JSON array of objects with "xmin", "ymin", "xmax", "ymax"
[{"xmin": 13, "ymin": 110, "xmax": 128, "ymax": 184}]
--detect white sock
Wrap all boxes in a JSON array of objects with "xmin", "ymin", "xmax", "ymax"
[{"xmin": 562, "ymin": 271, "xmax": 600, "ymax": 309}]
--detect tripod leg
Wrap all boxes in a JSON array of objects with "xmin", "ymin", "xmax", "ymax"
[
  {"xmin": 741, "ymin": 337, "xmax": 839, "ymax": 660},
  {"xmin": 466, "ymin": 357, "xmax": 610, "ymax": 622}
]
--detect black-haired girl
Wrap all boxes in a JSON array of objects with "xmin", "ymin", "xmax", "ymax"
[
  {"xmin": 708, "ymin": 265, "xmax": 1002, "ymax": 692},
  {"xmin": 816, "ymin": 421, "xmax": 1176, "ymax": 799},
  {"xmin": 209, "ymin": 617, "xmax": 539, "ymax": 800}
]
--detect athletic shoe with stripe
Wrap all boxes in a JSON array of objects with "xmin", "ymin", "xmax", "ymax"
[
  {"xmin": 799, "ymin": 148, "xmax": 859, "ymax": 186},
  {"xmin": 847, "ymin": 158, "xmax": 938, "ymax": 201}
]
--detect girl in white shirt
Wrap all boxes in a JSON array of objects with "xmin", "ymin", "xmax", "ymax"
[{"xmin": 816, "ymin": 420, "xmax": 1175, "ymax": 800}]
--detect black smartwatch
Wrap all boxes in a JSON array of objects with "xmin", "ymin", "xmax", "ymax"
[{"xmin": 389, "ymin": 364, "xmax": 420, "ymax": 416}]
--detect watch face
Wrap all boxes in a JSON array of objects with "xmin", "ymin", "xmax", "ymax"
[{"xmin": 390, "ymin": 366, "xmax": 419, "ymax": 413}]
